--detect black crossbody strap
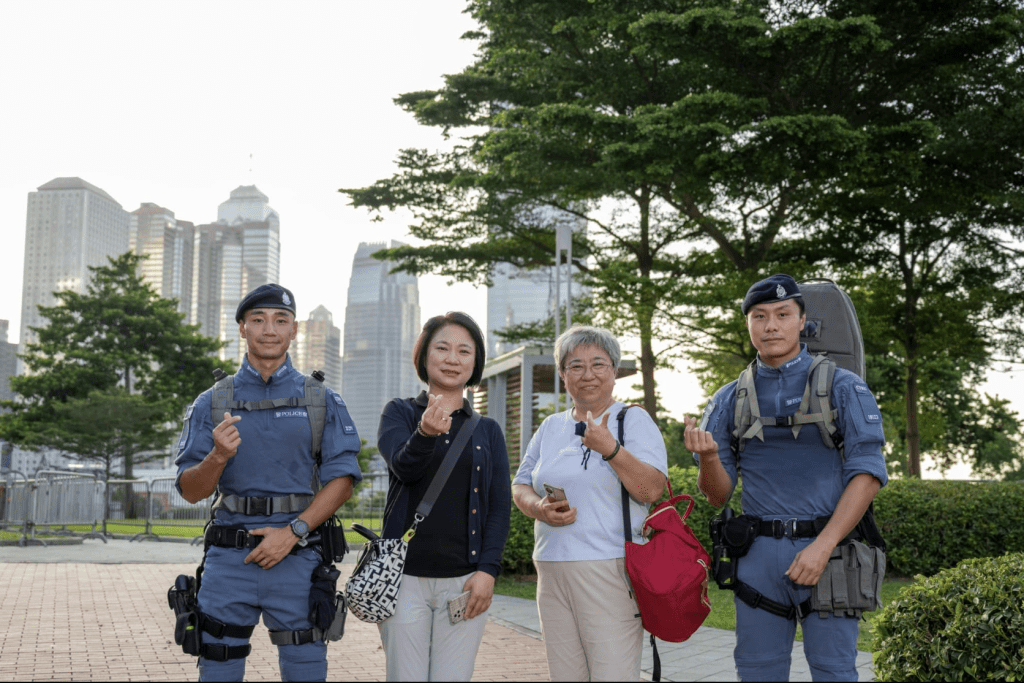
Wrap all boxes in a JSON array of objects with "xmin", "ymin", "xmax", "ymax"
[
  {"xmin": 415, "ymin": 411, "xmax": 482, "ymax": 519},
  {"xmin": 618, "ymin": 408, "xmax": 632, "ymax": 545}
]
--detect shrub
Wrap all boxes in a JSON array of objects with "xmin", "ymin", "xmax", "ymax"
[
  {"xmin": 873, "ymin": 552, "xmax": 1024, "ymax": 681},
  {"xmin": 663, "ymin": 466, "xmax": 742, "ymax": 553},
  {"xmin": 874, "ymin": 479, "xmax": 1024, "ymax": 576},
  {"xmin": 502, "ymin": 501, "xmax": 536, "ymax": 575}
]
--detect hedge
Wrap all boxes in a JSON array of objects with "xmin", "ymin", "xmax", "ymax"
[
  {"xmin": 874, "ymin": 479, "xmax": 1024, "ymax": 577},
  {"xmin": 501, "ymin": 473, "xmax": 1024, "ymax": 578},
  {"xmin": 873, "ymin": 552, "xmax": 1024, "ymax": 681}
]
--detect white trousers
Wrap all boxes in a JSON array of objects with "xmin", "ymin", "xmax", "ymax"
[
  {"xmin": 535, "ymin": 558, "xmax": 643, "ymax": 682},
  {"xmin": 377, "ymin": 572, "xmax": 488, "ymax": 682}
]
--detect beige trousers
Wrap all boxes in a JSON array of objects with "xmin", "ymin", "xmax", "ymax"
[{"xmin": 535, "ymin": 558, "xmax": 643, "ymax": 682}]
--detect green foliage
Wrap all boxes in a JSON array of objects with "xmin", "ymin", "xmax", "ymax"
[
  {"xmin": 874, "ymin": 479, "xmax": 1024, "ymax": 577},
  {"xmin": 662, "ymin": 465, "xmax": 742, "ymax": 554},
  {"xmin": 343, "ymin": 0, "xmax": 1024, "ymax": 476},
  {"xmin": 42, "ymin": 389, "xmax": 176, "ymax": 480},
  {"xmin": 502, "ymin": 500, "xmax": 538, "ymax": 576},
  {"xmin": 873, "ymin": 553, "xmax": 1024, "ymax": 681},
  {"xmin": 0, "ymin": 252, "xmax": 231, "ymax": 477}
]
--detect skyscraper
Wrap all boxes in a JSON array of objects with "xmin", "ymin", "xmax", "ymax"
[
  {"xmin": 294, "ymin": 305, "xmax": 343, "ymax": 388},
  {"xmin": 0, "ymin": 320, "xmax": 17, "ymax": 405},
  {"xmin": 487, "ymin": 210, "xmax": 587, "ymax": 357},
  {"xmin": 19, "ymin": 177, "xmax": 129, "ymax": 352},
  {"xmin": 129, "ymin": 203, "xmax": 194, "ymax": 321},
  {"xmin": 341, "ymin": 242, "xmax": 421, "ymax": 441},
  {"xmin": 192, "ymin": 186, "xmax": 280, "ymax": 365}
]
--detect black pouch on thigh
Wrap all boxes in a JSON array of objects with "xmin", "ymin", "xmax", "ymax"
[
  {"xmin": 174, "ymin": 609, "xmax": 203, "ymax": 655},
  {"xmin": 709, "ymin": 509, "xmax": 759, "ymax": 588},
  {"xmin": 310, "ymin": 564, "xmax": 345, "ymax": 641},
  {"xmin": 809, "ymin": 539, "xmax": 886, "ymax": 618}
]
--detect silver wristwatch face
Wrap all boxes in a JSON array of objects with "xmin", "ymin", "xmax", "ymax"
[{"xmin": 290, "ymin": 519, "xmax": 309, "ymax": 537}]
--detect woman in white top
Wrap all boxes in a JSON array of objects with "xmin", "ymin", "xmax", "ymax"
[{"xmin": 512, "ymin": 325, "xmax": 669, "ymax": 682}]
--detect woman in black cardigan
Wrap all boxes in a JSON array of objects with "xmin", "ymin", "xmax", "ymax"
[{"xmin": 376, "ymin": 311, "xmax": 511, "ymax": 682}]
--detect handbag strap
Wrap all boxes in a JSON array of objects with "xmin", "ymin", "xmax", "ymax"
[{"xmin": 414, "ymin": 411, "xmax": 482, "ymax": 520}]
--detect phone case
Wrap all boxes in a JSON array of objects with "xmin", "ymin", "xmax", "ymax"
[{"xmin": 447, "ymin": 590, "xmax": 471, "ymax": 624}]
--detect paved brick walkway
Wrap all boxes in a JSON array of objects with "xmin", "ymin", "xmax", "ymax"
[{"xmin": 0, "ymin": 562, "xmax": 550, "ymax": 682}]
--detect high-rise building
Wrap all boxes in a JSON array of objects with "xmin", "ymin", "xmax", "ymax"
[
  {"xmin": 487, "ymin": 210, "xmax": 587, "ymax": 357},
  {"xmin": 129, "ymin": 203, "xmax": 194, "ymax": 321},
  {"xmin": 19, "ymin": 178, "xmax": 129, "ymax": 353},
  {"xmin": 294, "ymin": 305, "xmax": 342, "ymax": 388},
  {"xmin": 341, "ymin": 242, "xmax": 422, "ymax": 441},
  {"xmin": 0, "ymin": 320, "xmax": 17, "ymax": 405},
  {"xmin": 192, "ymin": 186, "xmax": 280, "ymax": 365}
]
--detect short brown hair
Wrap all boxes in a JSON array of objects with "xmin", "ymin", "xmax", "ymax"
[{"xmin": 412, "ymin": 312, "xmax": 487, "ymax": 386}]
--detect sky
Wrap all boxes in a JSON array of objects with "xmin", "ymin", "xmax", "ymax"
[{"xmin": 1, "ymin": 1, "xmax": 1019, "ymax": 478}]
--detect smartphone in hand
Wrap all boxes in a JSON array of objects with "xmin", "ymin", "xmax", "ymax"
[
  {"xmin": 447, "ymin": 590, "xmax": 471, "ymax": 624},
  {"xmin": 543, "ymin": 483, "xmax": 568, "ymax": 505}
]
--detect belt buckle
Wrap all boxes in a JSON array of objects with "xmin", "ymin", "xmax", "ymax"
[
  {"xmin": 770, "ymin": 519, "xmax": 785, "ymax": 538},
  {"xmin": 246, "ymin": 497, "xmax": 270, "ymax": 516},
  {"xmin": 787, "ymin": 518, "xmax": 799, "ymax": 538},
  {"xmin": 233, "ymin": 529, "xmax": 248, "ymax": 549}
]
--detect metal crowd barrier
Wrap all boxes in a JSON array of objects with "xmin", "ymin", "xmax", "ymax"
[
  {"xmin": 28, "ymin": 471, "xmax": 106, "ymax": 545},
  {"xmin": 0, "ymin": 470, "xmax": 34, "ymax": 546},
  {"xmin": 148, "ymin": 476, "xmax": 211, "ymax": 545},
  {"xmin": 0, "ymin": 469, "xmax": 390, "ymax": 547}
]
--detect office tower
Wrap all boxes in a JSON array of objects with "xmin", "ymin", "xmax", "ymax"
[
  {"xmin": 487, "ymin": 209, "xmax": 587, "ymax": 357},
  {"xmin": 19, "ymin": 178, "xmax": 129, "ymax": 353},
  {"xmin": 192, "ymin": 186, "xmax": 280, "ymax": 365},
  {"xmin": 341, "ymin": 242, "xmax": 422, "ymax": 441},
  {"xmin": 129, "ymin": 203, "xmax": 194, "ymax": 321},
  {"xmin": 0, "ymin": 320, "xmax": 16, "ymax": 405},
  {"xmin": 294, "ymin": 305, "xmax": 343, "ymax": 388}
]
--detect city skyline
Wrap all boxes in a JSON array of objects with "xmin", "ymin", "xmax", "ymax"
[{"xmin": 0, "ymin": 2, "xmax": 1018, "ymax": 480}]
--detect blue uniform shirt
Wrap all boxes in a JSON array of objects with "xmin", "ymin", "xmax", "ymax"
[
  {"xmin": 695, "ymin": 345, "xmax": 887, "ymax": 519},
  {"xmin": 174, "ymin": 355, "xmax": 363, "ymax": 529}
]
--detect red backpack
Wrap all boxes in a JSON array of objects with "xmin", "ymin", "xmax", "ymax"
[{"xmin": 618, "ymin": 407, "xmax": 712, "ymax": 681}]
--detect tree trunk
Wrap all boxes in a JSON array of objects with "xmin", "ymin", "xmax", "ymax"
[
  {"xmin": 639, "ymin": 326, "xmax": 658, "ymax": 417},
  {"xmin": 905, "ymin": 359, "xmax": 922, "ymax": 478},
  {"xmin": 636, "ymin": 185, "xmax": 659, "ymax": 418}
]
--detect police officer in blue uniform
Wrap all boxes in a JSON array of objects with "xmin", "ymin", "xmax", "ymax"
[
  {"xmin": 175, "ymin": 284, "xmax": 362, "ymax": 682},
  {"xmin": 684, "ymin": 275, "xmax": 887, "ymax": 682}
]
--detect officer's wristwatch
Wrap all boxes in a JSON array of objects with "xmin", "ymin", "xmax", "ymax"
[{"xmin": 289, "ymin": 518, "xmax": 310, "ymax": 547}]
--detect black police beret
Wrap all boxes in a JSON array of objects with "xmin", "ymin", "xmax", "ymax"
[
  {"xmin": 235, "ymin": 283, "xmax": 296, "ymax": 322},
  {"xmin": 741, "ymin": 274, "xmax": 802, "ymax": 315}
]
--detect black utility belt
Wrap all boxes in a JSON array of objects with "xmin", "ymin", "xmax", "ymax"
[
  {"xmin": 204, "ymin": 525, "xmax": 318, "ymax": 553},
  {"xmin": 755, "ymin": 517, "xmax": 828, "ymax": 539}
]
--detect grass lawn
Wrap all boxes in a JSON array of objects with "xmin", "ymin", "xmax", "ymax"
[
  {"xmin": 492, "ymin": 573, "xmax": 915, "ymax": 653},
  {"xmin": 6, "ymin": 516, "xmax": 383, "ymax": 547}
]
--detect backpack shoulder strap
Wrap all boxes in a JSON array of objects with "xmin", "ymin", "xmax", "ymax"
[
  {"xmin": 304, "ymin": 373, "xmax": 327, "ymax": 465},
  {"xmin": 732, "ymin": 360, "xmax": 761, "ymax": 454},
  {"xmin": 617, "ymin": 404, "xmax": 646, "ymax": 544},
  {"xmin": 790, "ymin": 355, "xmax": 841, "ymax": 455},
  {"xmin": 210, "ymin": 374, "xmax": 241, "ymax": 425}
]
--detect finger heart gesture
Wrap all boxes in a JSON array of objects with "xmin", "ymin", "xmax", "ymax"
[{"xmin": 421, "ymin": 393, "xmax": 452, "ymax": 436}]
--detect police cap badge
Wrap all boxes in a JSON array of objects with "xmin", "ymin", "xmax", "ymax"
[
  {"xmin": 236, "ymin": 283, "xmax": 297, "ymax": 322},
  {"xmin": 741, "ymin": 274, "xmax": 802, "ymax": 315}
]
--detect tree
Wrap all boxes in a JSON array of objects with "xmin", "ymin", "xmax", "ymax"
[
  {"xmin": 40, "ymin": 389, "xmax": 176, "ymax": 481},
  {"xmin": 342, "ymin": 0, "xmax": 1024, "ymax": 476},
  {"xmin": 0, "ymin": 252, "xmax": 232, "ymax": 478}
]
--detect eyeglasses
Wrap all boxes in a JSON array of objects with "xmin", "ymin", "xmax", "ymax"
[{"xmin": 564, "ymin": 360, "xmax": 614, "ymax": 377}]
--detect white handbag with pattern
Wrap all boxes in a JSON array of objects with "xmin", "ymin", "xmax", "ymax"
[{"xmin": 344, "ymin": 412, "xmax": 481, "ymax": 623}]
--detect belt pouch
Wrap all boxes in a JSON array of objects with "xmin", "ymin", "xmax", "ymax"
[
  {"xmin": 809, "ymin": 539, "xmax": 885, "ymax": 616},
  {"xmin": 175, "ymin": 610, "xmax": 202, "ymax": 656},
  {"xmin": 325, "ymin": 592, "xmax": 347, "ymax": 642}
]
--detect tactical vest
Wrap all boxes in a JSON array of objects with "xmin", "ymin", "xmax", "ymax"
[
  {"xmin": 209, "ymin": 370, "xmax": 327, "ymax": 514},
  {"xmin": 731, "ymin": 354, "xmax": 843, "ymax": 457}
]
